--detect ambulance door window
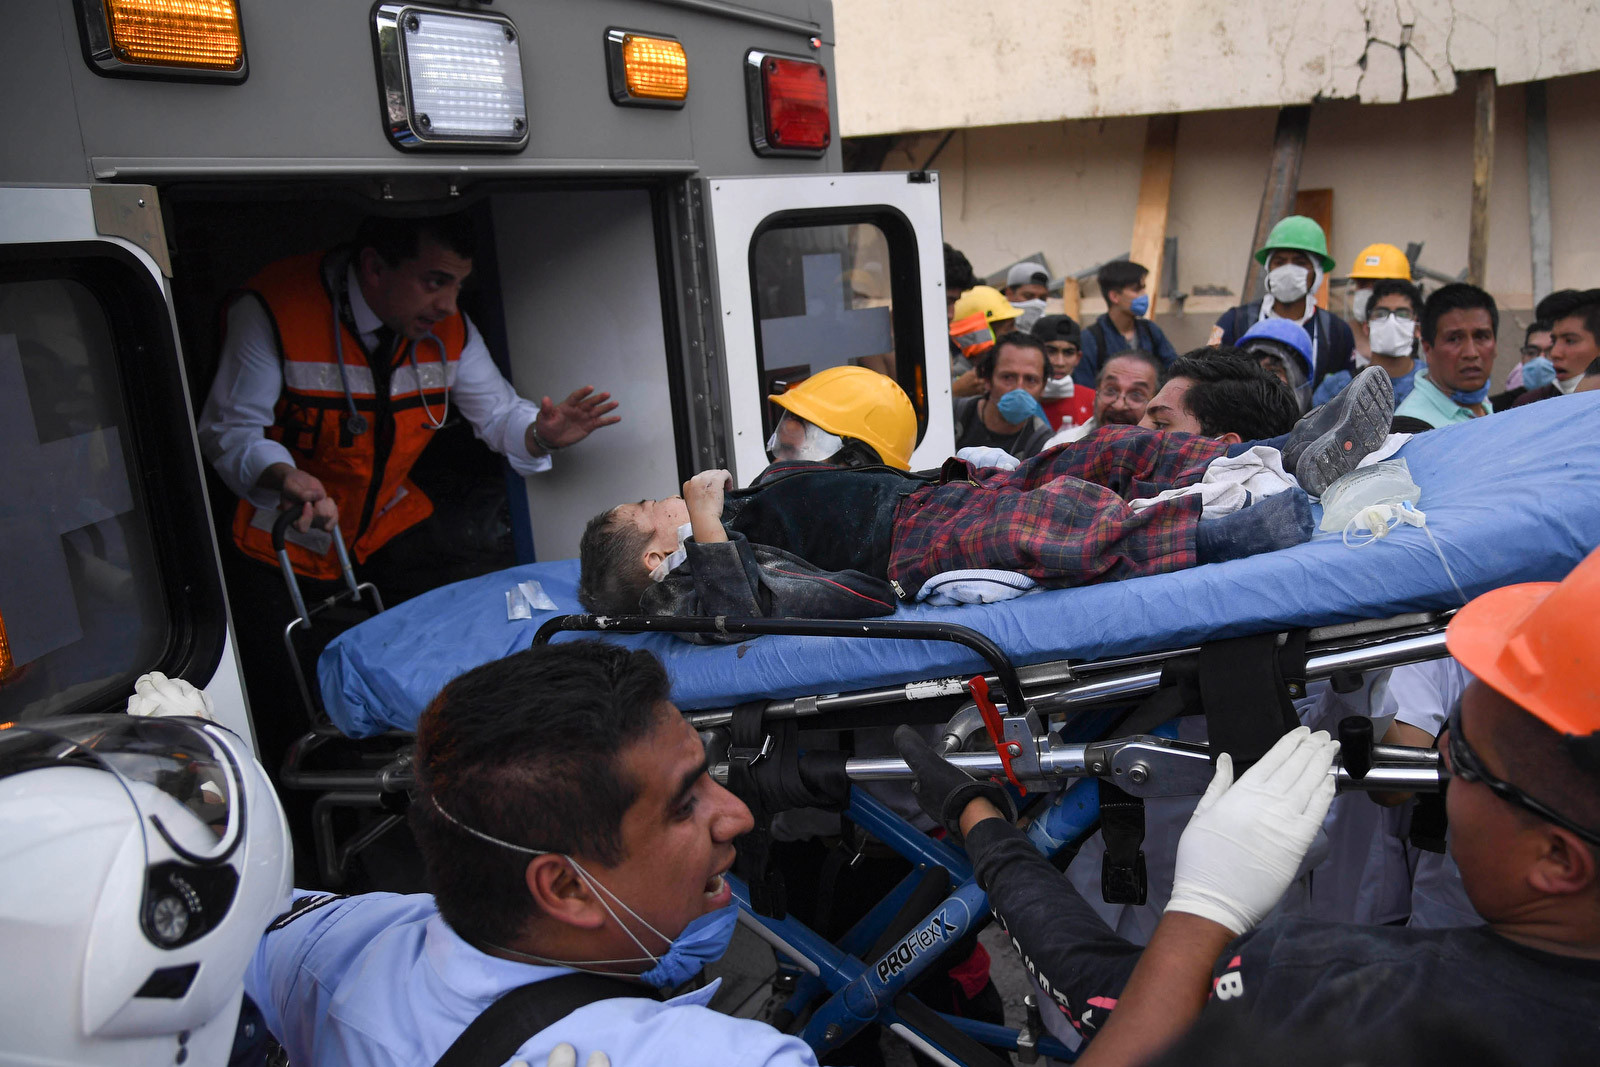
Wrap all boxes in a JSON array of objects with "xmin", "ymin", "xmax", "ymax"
[
  {"xmin": 749, "ymin": 212, "xmax": 926, "ymax": 444},
  {"xmin": 0, "ymin": 252, "xmax": 221, "ymax": 721}
]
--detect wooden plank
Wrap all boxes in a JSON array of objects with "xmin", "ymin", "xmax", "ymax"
[
  {"xmin": 1468, "ymin": 70, "xmax": 1496, "ymax": 289},
  {"xmin": 1058, "ymin": 276, "xmax": 1081, "ymax": 323},
  {"xmin": 1130, "ymin": 114, "xmax": 1179, "ymax": 316},
  {"xmin": 1242, "ymin": 106, "xmax": 1311, "ymax": 301},
  {"xmin": 1526, "ymin": 80, "xmax": 1553, "ymax": 304},
  {"xmin": 1293, "ymin": 187, "xmax": 1334, "ymax": 309}
]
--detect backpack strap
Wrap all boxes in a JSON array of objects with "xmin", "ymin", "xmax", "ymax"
[
  {"xmin": 433, "ymin": 974, "xmax": 659, "ymax": 1067},
  {"xmin": 1233, "ymin": 301, "xmax": 1263, "ymax": 342},
  {"xmin": 1091, "ymin": 317, "xmax": 1114, "ymax": 362}
]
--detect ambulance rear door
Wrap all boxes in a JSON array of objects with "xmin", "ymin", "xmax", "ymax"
[
  {"xmin": 0, "ymin": 186, "xmax": 249, "ymax": 743},
  {"xmin": 700, "ymin": 171, "xmax": 953, "ymax": 483}
]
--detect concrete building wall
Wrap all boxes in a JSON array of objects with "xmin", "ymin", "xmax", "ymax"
[
  {"xmin": 877, "ymin": 71, "xmax": 1600, "ymax": 340},
  {"xmin": 835, "ymin": 0, "xmax": 1600, "ymax": 135}
]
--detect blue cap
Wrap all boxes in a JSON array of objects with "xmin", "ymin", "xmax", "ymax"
[{"xmin": 1238, "ymin": 317, "xmax": 1314, "ymax": 379}]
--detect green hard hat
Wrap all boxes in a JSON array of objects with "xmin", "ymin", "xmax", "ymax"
[{"xmin": 1254, "ymin": 215, "xmax": 1336, "ymax": 273}]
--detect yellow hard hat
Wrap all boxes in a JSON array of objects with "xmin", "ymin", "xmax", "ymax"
[
  {"xmin": 769, "ymin": 366, "xmax": 917, "ymax": 470},
  {"xmin": 1347, "ymin": 243, "xmax": 1412, "ymax": 281},
  {"xmin": 953, "ymin": 285, "xmax": 1021, "ymax": 324}
]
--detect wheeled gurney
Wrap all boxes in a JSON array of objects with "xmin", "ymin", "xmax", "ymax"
[
  {"xmin": 302, "ymin": 396, "xmax": 1599, "ymax": 1061},
  {"xmin": 320, "ymin": 395, "xmax": 1599, "ymax": 740}
]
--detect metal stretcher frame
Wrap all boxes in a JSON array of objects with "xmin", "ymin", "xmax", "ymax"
[
  {"xmin": 531, "ymin": 613, "xmax": 1447, "ymax": 1063},
  {"xmin": 263, "ymin": 509, "xmax": 423, "ymax": 885}
]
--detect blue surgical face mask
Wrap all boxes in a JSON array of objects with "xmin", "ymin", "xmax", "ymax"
[
  {"xmin": 996, "ymin": 387, "xmax": 1045, "ymax": 426},
  {"xmin": 1129, "ymin": 293, "xmax": 1151, "ymax": 317},
  {"xmin": 430, "ymin": 797, "xmax": 738, "ymax": 989},
  {"xmin": 1449, "ymin": 381, "xmax": 1492, "ymax": 407},
  {"xmin": 1521, "ymin": 355, "xmax": 1558, "ymax": 391},
  {"xmin": 634, "ymin": 902, "xmax": 739, "ymax": 988}
]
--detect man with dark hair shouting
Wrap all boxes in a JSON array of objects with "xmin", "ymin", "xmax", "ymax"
[{"xmin": 244, "ymin": 641, "xmax": 818, "ymax": 1066}]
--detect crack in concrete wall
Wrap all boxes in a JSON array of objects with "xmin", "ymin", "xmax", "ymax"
[{"xmin": 835, "ymin": 0, "xmax": 1599, "ymax": 136}]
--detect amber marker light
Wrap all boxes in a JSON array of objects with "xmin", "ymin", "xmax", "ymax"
[
  {"xmin": 0, "ymin": 610, "xmax": 12, "ymax": 682},
  {"xmin": 606, "ymin": 29, "xmax": 688, "ymax": 108},
  {"xmin": 79, "ymin": 0, "xmax": 246, "ymax": 79}
]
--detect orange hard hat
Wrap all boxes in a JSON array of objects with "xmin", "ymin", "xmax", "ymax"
[{"xmin": 1446, "ymin": 545, "xmax": 1600, "ymax": 739}]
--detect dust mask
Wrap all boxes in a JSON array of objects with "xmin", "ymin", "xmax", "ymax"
[
  {"xmin": 649, "ymin": 522, "xmax": 694, "ymax": 582},
  {"xmin": 1267, "ymin": 264, "xmax": 1311, "ymax": 303},
  {"xmin": 1349, "ymin": 287, "xmax": 1373, "ymax": 322},
  {"xmin": 1368, "ymin": 315, "xmax": 1415, "ymax": 358},
  {"xmin": 1011, "ymin": 298, "xmax": 1047, "ymax": 334}
]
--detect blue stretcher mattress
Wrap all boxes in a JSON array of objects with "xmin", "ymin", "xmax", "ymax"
[{"xmin": 320, "ymin": 394, "xmax": 1600, "ymax": 738}]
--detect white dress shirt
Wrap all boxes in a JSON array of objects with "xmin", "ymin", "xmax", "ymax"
[{"xmin": 198, "ymin": 265, "xmax": 549, "ymax": 511}]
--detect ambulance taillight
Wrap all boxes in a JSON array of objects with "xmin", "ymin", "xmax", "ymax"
[{"xmin": 745, "ymin": 50, "xmax": 830, "ymax": 157}]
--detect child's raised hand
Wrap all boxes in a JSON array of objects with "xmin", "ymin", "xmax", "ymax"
[
  {"xmin": 683, "ymin": 468, "xmax": 733, "ymax": 514},
  {"xmin": 683, "ymin": 469, "xmax": 733, "ymax": 545}
]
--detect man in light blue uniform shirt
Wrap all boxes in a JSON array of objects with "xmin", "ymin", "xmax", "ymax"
[
  {"xmin": 245, "ymin": 641, "xmax": 817, "ymax": 1067},
  {"xmin": 1394, "ymin": 283, "xmax": 1499, "ymax": 429}
]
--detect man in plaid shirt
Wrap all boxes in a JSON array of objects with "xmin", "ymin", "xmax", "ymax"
[{"xmin": 577, "ymin": 368, "xmax": 1394, "ymax": 628}]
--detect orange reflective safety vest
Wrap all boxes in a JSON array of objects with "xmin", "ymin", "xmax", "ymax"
[
  {"xmin": 950, "ymin": 312, "xmax": 995, "ymax": 362},
  {"xmin": 230, "ymin": 252, "xmax": 466, "ymax": 580}
]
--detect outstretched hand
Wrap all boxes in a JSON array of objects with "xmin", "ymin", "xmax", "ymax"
[
  {"xmin": 1167, "ymin": 726, "xmax": 1339, "ymax": 936},
  {"xmin": 533, "ymin": 386, "xmax": 621, "ymax": 450}
]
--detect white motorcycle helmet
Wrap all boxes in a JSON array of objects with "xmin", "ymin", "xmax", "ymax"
[{"xmin": 0, "ymin": 714, "xmax": 292, "ymax": 1066}]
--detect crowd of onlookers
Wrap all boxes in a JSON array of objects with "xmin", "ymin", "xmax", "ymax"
[{"xmin": 941, "ymin": 217, "xmax": 1600, "ymax": 464}]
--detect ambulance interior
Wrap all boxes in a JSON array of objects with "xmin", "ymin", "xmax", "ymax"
[{"xmin": 163, "ymin": 181, "xmax": 927, "ymax": 572}]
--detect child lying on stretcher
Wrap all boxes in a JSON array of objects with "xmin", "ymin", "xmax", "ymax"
[{"xmin": 576, "ymin": 366, "xmax": 1396, "ymax": 635}]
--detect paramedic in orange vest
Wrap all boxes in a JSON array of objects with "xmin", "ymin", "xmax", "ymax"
[{"xmin": 198, "ymin": 213, "xmax": 619, "ymax": 584}]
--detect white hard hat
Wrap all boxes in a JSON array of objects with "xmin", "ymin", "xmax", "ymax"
[{"xmin": 0, "ymin": 715, "xmax": 292, "ymax": 1066}]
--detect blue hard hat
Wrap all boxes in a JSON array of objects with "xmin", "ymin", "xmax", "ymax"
[{"xmin": 1238, "ymin": 317, "xmax": 1314, "ymax": 379}]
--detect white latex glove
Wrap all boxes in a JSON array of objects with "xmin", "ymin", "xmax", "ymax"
[
  {"xmin": 515, "ymin": 1045, "xmax": 611, "ymax": 1067},
  {"xmin": 126, "ymin": 672, "xmax": 216, "ymax": 722},
  {"xmin": 956, "ymin": 446, "xmax": 1021, "ymax": 471},
  {"xmin": 1166, "ymin": 726, "xmax": 1339, "ymax": 935}
]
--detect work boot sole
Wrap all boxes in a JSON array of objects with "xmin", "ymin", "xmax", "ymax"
[{"xmin": 1294, "ymin": 366, "xmax": 1395, "ymax": 496}]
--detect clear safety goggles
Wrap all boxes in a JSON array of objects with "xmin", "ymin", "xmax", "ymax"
[{"xmin": 0, "ymin": 714, "xmax": 245, "ymax": 866}]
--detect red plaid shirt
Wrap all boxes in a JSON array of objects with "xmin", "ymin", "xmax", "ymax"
[{"xmin": 887, "ymin": 425, "xmax": 1227, "ymax": 595}]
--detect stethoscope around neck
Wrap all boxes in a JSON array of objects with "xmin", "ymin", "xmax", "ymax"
[{"xmin": 328, "ymin": 294, "xmax": 450, "ymax": 436}]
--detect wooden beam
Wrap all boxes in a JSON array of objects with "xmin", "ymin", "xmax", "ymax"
[
  {"xmin": 1293, "ymin": 188, "xmax": 1334, "ymax": 309},
  {"xmin": 1241, "ymin": 106, "xmax": 1311, "ymax": 301},
  {"xmin": 1130, "ymin": 114, "xmax": 1179, "ymax": 316},
  {"xmin": 1526, "ymin": 80, "xmax": 1553, "ymax": 304},
  {"xmin": 1468, "ymin": 70, "xmax": 1496, "ymax": 289},
  {"xmin": 1058, "ymin": 276, "xmax": 1081, "ymax": 323}
]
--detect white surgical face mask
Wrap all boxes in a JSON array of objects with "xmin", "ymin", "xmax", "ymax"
[
  {"xmin": 1368, "ymin": 314, "xmax": 1416, "ymax": 358},
  {"xmin": 1267, "ymin": 264, "xmax": 1312, "ymax": 303},
  {"xmin": 1011, "ymin": 298, "xmax": 1047, "ymax": 334},
  {"xmin": 649, "ymin": 522, "xmax": 694, "ymax": 583},
  {"xmin": 1349, "ymin": 286, "xmax": 1373, "ymax": 322},
  {"xmin": 1041, "ymin": 376, "xmax": 1074, "ymax": 399}
]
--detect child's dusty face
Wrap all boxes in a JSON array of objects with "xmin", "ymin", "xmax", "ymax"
[{"xmin": 615, "ymin": 496, "xmax": 691, "ymax": 560}]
